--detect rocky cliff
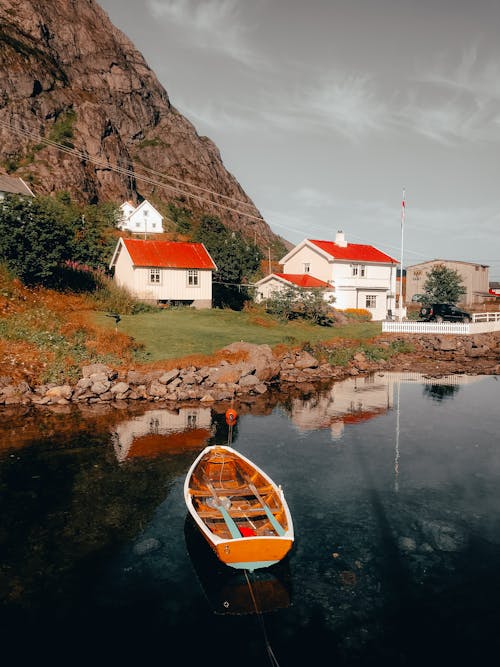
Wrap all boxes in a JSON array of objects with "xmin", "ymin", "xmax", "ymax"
[{"xmin": 0, "ymin": 0, "xmax": 283, "ymax": 248}]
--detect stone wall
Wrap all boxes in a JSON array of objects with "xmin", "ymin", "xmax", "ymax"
[{"xmin": 1, "ymin": 334, "xmax": 499, "ymax": 408}]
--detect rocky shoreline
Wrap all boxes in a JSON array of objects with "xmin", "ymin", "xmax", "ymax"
[{"xmin": 1, "ymin": 333, "xmax": 499, "ymax": 408}]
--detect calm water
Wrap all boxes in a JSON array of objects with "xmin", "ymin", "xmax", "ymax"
[{"xmin": 1, "ymin": 372, "xmax": 499, "ymax": 666}]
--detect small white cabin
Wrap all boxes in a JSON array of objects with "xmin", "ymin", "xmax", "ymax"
[{"xmin": 118, "ymin": 200, "xmax": 163, "ymax": 234}]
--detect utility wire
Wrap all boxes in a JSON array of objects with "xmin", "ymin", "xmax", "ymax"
[{"xmin": 0, "ymin": 118, "xmax": 264, "ymax": 222}]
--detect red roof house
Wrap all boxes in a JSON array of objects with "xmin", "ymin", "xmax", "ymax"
[
  {"xmin": 256, "ymin": 231, "xmax": 398, "ymax": 321},
  {"xmin": 109, "ymin": 237, "xmax": 217, "ymax": 309}
]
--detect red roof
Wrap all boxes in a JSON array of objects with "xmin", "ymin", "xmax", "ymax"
[
  {"xmin": 309, "ymin": 239, "xmax": 397, "ymax": 264},
  {"xmin": 122, "ymin": 238, "xmax": 216, "ymax": 269},
  {"xmin": 274, "ymin": 273, "xmax": 332, "ymax": 288}
]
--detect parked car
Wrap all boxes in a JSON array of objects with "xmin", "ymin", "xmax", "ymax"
[{"xmin": 419, "ymin": 303, "xmax": 472, "ymax": 323}]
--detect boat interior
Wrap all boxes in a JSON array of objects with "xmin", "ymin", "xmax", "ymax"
[{"xmin": 188, "ymin": 447, "xmax": 288, "ymax": 540}]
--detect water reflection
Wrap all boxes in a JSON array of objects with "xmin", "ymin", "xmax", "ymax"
[
  {"xmin": 285, "ymin": 372, "xmax": 484, "ymax": 441},
  {"xmin": 1, "ymin": 373, "xmax": 499, "ymax": 666},
  {"xmin": 184, "ymin": 516, "xmax": 292, "ymax": 615},
  {"xmin": 111, "ymin": 405, "xmax": 214, "ymax": 461}
]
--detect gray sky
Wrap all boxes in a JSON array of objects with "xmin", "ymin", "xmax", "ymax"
[{"xmin": 99, "ymin": 0, "xmax": 500, "ymax": 279}]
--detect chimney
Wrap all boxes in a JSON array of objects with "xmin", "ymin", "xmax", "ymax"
[{"xmin": 335, "ymin": 230, "xmax": 347, "ymax": 247}]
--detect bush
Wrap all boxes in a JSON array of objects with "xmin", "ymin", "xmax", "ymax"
[
  {"xmin": 89, "ymin": 273, "xmax": 158, "ymax": 314},
  {"xmin": 342, "ymin": 308, "xmax": 372, "ymax": 321}
]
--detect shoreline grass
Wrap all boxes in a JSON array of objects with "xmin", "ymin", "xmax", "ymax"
[{"xmin": 93, "ymin": 308, "xmax": 381, "ymax": 362}]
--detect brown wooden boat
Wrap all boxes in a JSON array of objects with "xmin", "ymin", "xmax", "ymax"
[{"xmin": 184, "ymin": 445, "xmax": 294, "ymax": 571}]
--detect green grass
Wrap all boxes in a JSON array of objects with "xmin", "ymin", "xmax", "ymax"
[{"xmin": 93, "ymin": 308, "xmax": 381, "ymax": 362}]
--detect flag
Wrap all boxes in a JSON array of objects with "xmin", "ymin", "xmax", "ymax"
[{"xmin": 401, "ymin": 190, "xmax": 406, "ymax": 226}]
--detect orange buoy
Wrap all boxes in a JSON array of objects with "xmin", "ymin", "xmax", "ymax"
[{"xmin": 225, "ymin": 408, "xmax": 238, "ymax": 425}]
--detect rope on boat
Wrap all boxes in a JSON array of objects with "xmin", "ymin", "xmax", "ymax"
[{"xmin": 244, "ymin": 570, "xmax": 281, "ymax": 667}]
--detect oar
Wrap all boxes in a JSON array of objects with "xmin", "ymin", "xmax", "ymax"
[
  {"xmin": 204, "ymin": 476, "xmax": 241, "ymax": 540},
  {"xmin": 243, "ymin": 475, "xmax": 286, "ymax": 536}
]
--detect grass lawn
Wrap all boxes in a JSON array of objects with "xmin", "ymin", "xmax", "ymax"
[{"xmin": 94, "ymin": 308, "xmax": 381, "ymax": 362}]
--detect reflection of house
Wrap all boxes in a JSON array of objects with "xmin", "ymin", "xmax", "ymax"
[
  {"xmin": 405, "ymin": 259, "xmax": 489, "ymax": 306},
  {"xmin": 118, "ymin": 200, "xmax": 163, "ymax": 234},
  {"xmin": 112, "ymin": 406, "xmax": 213, "ymax": 462},
  {"xmin": 255, "ymin": 231, "xmax": 398, "ymax": 321},
  {"xmin": 289, "ymin": 372, "xmax": 484, "ymax": 441},
  {"xmin": 0, "ymin": 173, "xmax": 35, "ymax": 200},
  {"xmin": 109, "ymin": 237, "xmax": 217, "ymax": 308},
  {"xmin": 290, "ymin": 374, "xmax": 394, "ymax": 440}
]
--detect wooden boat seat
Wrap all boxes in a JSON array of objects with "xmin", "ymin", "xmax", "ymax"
[
  {"xmin": 196, "ymin": 507, "xmax": 268, "ymax": 519},
  {"xmin": 189, "ymin": 483, "xmax": 273, "ymax": 498}
]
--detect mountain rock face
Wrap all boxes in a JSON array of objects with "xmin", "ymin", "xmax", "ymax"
[{"xmin": 0, "ymin": 0, "xmax": 283, "ymax": 248}]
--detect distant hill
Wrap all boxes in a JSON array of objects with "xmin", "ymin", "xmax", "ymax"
[{"xmin": 0, "ymin": 0, "xmax": 289, "ymax": 253}]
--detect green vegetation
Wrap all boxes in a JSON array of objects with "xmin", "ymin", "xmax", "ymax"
[
  {"xmin": 0, "ymin": 194, "xmax": 119, "ymax": 286},
  {"xmin": 0, "ymin": 303, "xmax": 127, "ymax": 383},
  {"xmin": 49, "ymin": 109, "xmax": 77, "ymax": 148},
  {"xmin": 194, "ymin": 215, "xmax": 262, "ymax": 309},
  {"xmin": 312, "ymin": 338, "xmax": 415, "ymax": 367},
  {"xmin": 93, "ymin": 307, "xmax": 381, "ymax": 362},
  {"xmin": 264, "ymin": 285, "xmax": 336, "ymax": 324},
  {"xmin": 422, "ymin": 264, "xmax": 466, "ymax": 304}
]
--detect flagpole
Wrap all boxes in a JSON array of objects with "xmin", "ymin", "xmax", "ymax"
[{"xmin": 398, "ymin": 189, "xmax": 405, "ymax": 320}]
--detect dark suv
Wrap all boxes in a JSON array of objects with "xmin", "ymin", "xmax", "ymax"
[{"xmin": 419, "ymin": 303, "xmax": 472, "ymax": 323}]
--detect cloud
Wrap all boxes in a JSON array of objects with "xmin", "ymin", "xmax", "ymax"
[
  {"xmin": 303, "ymin": 75, "xmax": 390, "ymax": 140},
  {"xmin": 148, "ymin": 0, "xmax": 261, "ymax": 66},
  {"xmin": 403, "ymin": 46, "xmax": 500, "ymax": 143},
  {"xmin": 175, "ymin": 98, "xmax": 254, "ymax": 133}
]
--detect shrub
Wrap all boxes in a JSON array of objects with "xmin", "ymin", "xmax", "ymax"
[{"xmin": 342, "ymin": 308, "xmax": 372, "ymax": 321}]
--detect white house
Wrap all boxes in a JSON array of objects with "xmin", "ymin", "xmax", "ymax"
[
  {"xmin": 0, "ymin": 173, "xmax": 35, "ymax": 200},
  {"xmin": 255, "ymin": 272, "xmax": 334, "ymax": 301},
  {"xmin": 118, "ymin": 199, "xmax": 163, "ymax": 235},
  {"xmin": 109, "ymin": 237, "xmax": 217, "ymax": 308},
  {"xmin": 255, "ymin": 231, "xmax": 398, "ymax": 321}
]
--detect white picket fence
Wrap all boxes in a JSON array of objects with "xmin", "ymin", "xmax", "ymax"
[{"xmin": 382, "ymin": 312, "xmax": 500, "ymax": 334}]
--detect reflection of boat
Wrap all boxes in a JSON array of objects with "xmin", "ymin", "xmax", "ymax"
[
  {"xmin": 184, "ymin": 516, "xmax": 292, "ymax": 615},
  {"xmin": 184, "ymin": 445, "xmax": 294, "ymax": 571}
]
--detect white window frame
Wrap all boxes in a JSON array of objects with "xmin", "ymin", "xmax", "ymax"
[
  {"xmin": 352, "ymin": 264, "xmax": 366, "ymax": 277},
  {"xmin": 303, "ymin": 262, "xmax": 310, "ymax": 273},
  {"xmin": 149, "ymin": 267, "xmax": 161, "ymax": 284},
  {"xmin": 187, "ymin": 269, "xmax": 199, "ymax": 287},
  {"xmin": 366, "ymin": 295, "xmax": 377, "ymax": 308}
]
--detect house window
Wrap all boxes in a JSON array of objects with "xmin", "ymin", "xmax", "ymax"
[
  {"xmin": 135, "ymin": 221, "xmax": 140, "ymax": 228},
  {"xmin": 152, "ymin": 222, "xmax": 157, "ymax": 229},
  {"xmin": 303, "ymin": 262, "xmax": 310, "ymax": 273},
  {"xmin": 188, "ymin": 269, "xmax": 199, "ymax": 286},
  {"xmin": 149, "ymin": 268, "xmax": 161, "ymax": 284},
  {"xmin": 366, "ymin": 295, "xmax": 377, "ymax": 308},
  {"xmin": 351, "ymin": 264, "xmax": 366, "ymax": 277},
  {"xmin": 187, "ymin": 412, "xmax": 197, "ymax": 428}
]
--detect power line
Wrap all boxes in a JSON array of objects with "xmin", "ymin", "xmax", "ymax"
[{"xmin": 0, "ymin": 117, "xmax": 264, "ymax": 222}]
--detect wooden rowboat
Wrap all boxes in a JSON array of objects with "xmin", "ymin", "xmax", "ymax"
[{"xmin": 184, "ymin": 445, "xmax": 294, "ymax": 571}]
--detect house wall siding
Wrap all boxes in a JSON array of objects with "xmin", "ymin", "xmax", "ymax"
[
  {"xmin": 406, "ymin": 260, "xmax": 489, "ymax": 305},
  {"xmin": 282, "ymin": 246, "xmax": 332, "ymax": 282},
  {"xmin": 281, "ymin": 246, "xmax": 395, "ymax": 320},
  {"xmin": 119, "ymin": 201, "xmax": 163, "ymax": 234},
  {"xmin": 112, "ymin": 242, "xmax": 213, "ymax": 307}
]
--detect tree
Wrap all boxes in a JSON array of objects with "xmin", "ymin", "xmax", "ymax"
[
  {"xmin": 194, "ymin": 215, "xmax": 262, "ymax": 309},
  {"xmin": 422, "ymin": 264, "xmax": 466, "ymax": 304},
  {"xmin": 0, "ymin": 194, "xmax": 119, "ymax": 287},
  {"xmin": 0, "ymin": 195, "xmax": 71, "ymax": 286},
  {"xmin": 265, "ymin": 285, "xmax": 335, "ymax": 324}
]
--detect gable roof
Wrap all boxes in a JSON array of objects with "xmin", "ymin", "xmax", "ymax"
[
  {"xmin": 274, "ymin": 273, "xmax": 333, "ymax": 288},
  {"xmin": 110, "ymin": 238, "xmax": 217, "ymax": 270},
  {"xmin": 0, "ymin": 174, "xmax": 35, "ymax": 197},
  {"xmin": 256, "ymin": 272, "xmax": 333, "ymax": 289},
  {"xmin": 308, "ymin": 239, "xmax": 397, "ymax": 264}
]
